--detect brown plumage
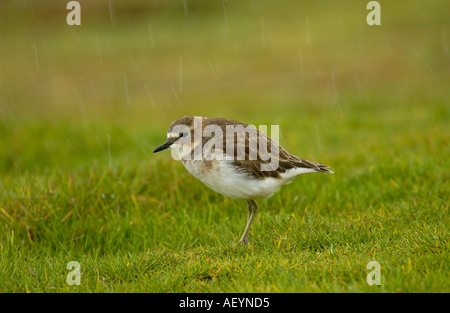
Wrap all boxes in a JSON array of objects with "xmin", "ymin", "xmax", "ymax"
[
  {"xmin": 154, "ymin": 116, "xmax": 333, "ymax": 245},
  {"xmin": 166, "ymin": 116, "xmax": 332, "ymax": 179}
]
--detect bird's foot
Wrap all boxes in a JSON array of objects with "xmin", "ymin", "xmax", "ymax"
[{"xmin": 234, "ymin": 238, "xmax": 249, "ymax": 249}]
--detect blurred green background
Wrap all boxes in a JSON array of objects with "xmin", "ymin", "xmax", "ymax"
[
  {"xmin": 0, "ymin": 0, "xmax": 448, "ymax": 292},
  {"xmin": 0, "ymin": 0, "xmax": 448, "ymax": 173}
]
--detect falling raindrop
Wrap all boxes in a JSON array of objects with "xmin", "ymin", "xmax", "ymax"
[
  {"xmin": 107, "ymin": 133, "xmax": 112, "ymax": 167},
  {"xmin": 145, "ymin": 84, "xmax": 157, "ymax": 110},
  {"xmin": 128, "ymin": 52, "xmax": 139, "ymax": 71},
  {"xmin": 179, "ymin": 55, "xmax": 183, "ymax": 92},
  {"xmin": 171, "ymin": 85, "xmax": 182, "ymax": 106},
  {"xmin": 145, "ymin": 84, "xmax": 166, "ymax": 123},
  {"xmin": 89, "ymin": 81, "xmax": 101, "ymax": 103},
  {"xmin": 183, "ymin": 0, "xmax": 188, "ymax": 17},
  {"xmin": 442, "ymin": 26, "xmax": 448, "ymax": 57},
  {"xmin": 108, "ymin": 0, "xmax": 113, "ymax": 21},
  {"xmin": 223, "ymin": 0, "xmax": 230, "ymax": 33},
  {"xmin": 59, "ymin": 128, "xmax": 74, "ymax": 149},
  {"xmin": 6, "ymin": 88, "xmax": 17, "ymax": 110},
  {"xmin": 261, "ymin": 16, "xmax": 266, "ymax": 48},
  {"xmin": 352, "ymin": 30, "xmax": 363, "ymax": 52},
  {"xmin": 33, "ymin": 41, "xmax": 39, "ymax": 72},
  {"xmin": 305, "ymin": 16, "xmax": 311, "ymax": 46},
  {"xmin": 96, "ymin": 36, "xmax": 104, "ymax": 65},
  {"xmin": 0, "ymin": 105, "xmax": 8, "ymax": 130},
  {"xmin": 207, "ymin": 59, "xmax": 220, "ymax": 80},
  {"xmin": 298, "ymin": 48, "xmax": 304, "ymax": 76},
  {"xmin": 353, "ymin": 71, "xmax": 363, "ymax": 100},
  {"xmin": 314, "ymin": 125, "xmax": 323, "ymax": 154},
  {"xmin": 238, "ymin": 6, "xmax": 251, "ymax": 26},
  {"xmin": 331, "ymin": 74, "xmax": 343, "ymax": 119},
  {"xmin": 148, "ymin": 22, "xmax": 155, "ymax": 49},
  {"xmin": 413, "ymin": 49, "xmax": 441, "ymax": 83},
  {"xmin": 73, "ymin": 86, "xmax": 86, "ymax": 116},
  {"xmin": 161, "ymin": 83, "xmax": 172, "ymax": 108},
  {"xmin": 124, "ymin": 74, "xmax": 130, "ymax": 105}
]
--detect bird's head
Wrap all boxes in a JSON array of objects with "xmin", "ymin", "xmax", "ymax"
[{"xmin": 153, "ymin": 116, "xmax": 197, "ymax": 154}]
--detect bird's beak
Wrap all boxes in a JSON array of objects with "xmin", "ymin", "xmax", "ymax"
[{"xmin": 153, "ymin": 140, "xmax": 173, "ymax": 153}]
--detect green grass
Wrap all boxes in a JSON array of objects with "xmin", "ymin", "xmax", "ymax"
[{"xmin": 0, "ymin": 0, "xmax": 449, "ymax": 292}]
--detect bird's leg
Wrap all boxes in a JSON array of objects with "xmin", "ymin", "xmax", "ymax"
[{"xmin": 239, "ymin": 200, "xmax": 258, "ymax": 245}]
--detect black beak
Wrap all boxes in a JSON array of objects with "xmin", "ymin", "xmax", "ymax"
[{"xmin": 153, "ymin": 140, "xmax": 173, "ymax": 153}]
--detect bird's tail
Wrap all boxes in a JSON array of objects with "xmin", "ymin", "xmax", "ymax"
[
  {"xmin": 296, "ymin": 158, "xmax": 334, "ymax": 174},
  {"xmin": 315, "ymin": 163, "xmax": 334, "ymax": 174}
]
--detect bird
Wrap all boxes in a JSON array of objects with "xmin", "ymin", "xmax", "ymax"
[{"xmin": 153, "ymin": 116, "xmax": 333, "ymax": 245}]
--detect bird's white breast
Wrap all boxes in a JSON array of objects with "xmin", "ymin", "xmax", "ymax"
[{"xmin": 181, "ymin": 159, "xmax": 284, "ymax": 200}]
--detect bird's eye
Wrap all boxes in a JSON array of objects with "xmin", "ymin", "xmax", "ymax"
[{"xmin": 179, "ymin": 132, "xmax": 184, "ymax": 138}]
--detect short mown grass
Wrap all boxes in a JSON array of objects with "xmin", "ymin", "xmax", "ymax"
[
  {"xmin": 0, "ymin": 0, "xmax": 448, "ymax": 292},
  {"xmin": 1, "ymin": 99, "xmax": 448, "ymax": 292}
]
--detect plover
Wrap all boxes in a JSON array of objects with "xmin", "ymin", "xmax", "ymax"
[{"xmin": 153, "ymin": 116, "xmax": 333, "ymax": 245}]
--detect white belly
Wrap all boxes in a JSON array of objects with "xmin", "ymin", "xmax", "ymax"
[{"xmin": 182, "ymin": 159, "xmax": 284, "ymax": 200}]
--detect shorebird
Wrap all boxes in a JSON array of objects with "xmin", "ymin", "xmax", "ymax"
[{"xmin": 153, "ymin": 116, "xmax": 333, "ymax": 245}]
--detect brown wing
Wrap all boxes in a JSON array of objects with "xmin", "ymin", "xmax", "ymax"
[
  {"xmin": 187, "ymin": 117, "xmax": 332, "ymax": 179},
  {"xmin": 228, "ymin": 125, "xmax": 332, "ymax": 179}
]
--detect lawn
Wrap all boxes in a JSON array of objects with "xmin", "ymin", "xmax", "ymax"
[{"xmin": 0, "ymin": 0, "xmax": 448, "ymax": 292}]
